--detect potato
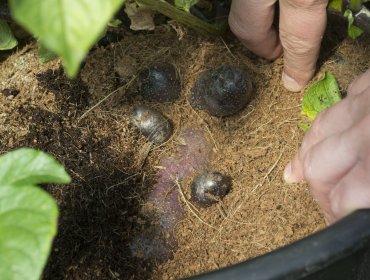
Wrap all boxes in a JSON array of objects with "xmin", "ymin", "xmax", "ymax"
[
  {"xmin": 191, "ymin": 172, "xmax": 231, "ymax": 207},
  {"xmin": 131, "ymin": 105, "xmax": 173, "ymax": 144},
  {"xmin": 190, "ymin": 65, "xmax": 253, "ymax": 116},
  {"xmin": 140, "ymin": 63, "xmax": 181, "ymax": 102}
]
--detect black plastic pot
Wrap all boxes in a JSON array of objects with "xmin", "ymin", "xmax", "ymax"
[{"xmin": 188, "ymin": 209, "xmax": 370, "ymax": 280}]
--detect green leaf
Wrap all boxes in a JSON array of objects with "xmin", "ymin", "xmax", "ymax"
[
  {"xmin": 328, "ymin": 0, "xmax": 342, "ymax": 11},
  {"xmin": 0, "ymin": 148, "xmax": 71, "ymax": 187},
  {"xmin": 0, "ymin": 148, "xmax": 71, "ymax": 280},
  {"xmin": 0, "ymin": 185, "xmax": 58, "ymax": 280},
  {"xmin": 9, "ymin": 0, "xmax": 125, "ymax": 77},
  {"xmin": 344, "ymin": 9, "xmax": 364, "ymax": 39},
  {"xmin": 109, "ymin": 18, "xmax": 123, "ymax": 28},
  {"xmin": 302, "ymin": 72, "xmax": 341, "ymax": 120},
  {"xmin": 349, "ymin": 0, "xmax": 362, "ymax": 11},
  {"xmin": 298, "ymin": 122, "xmax": 311, "ymax": 132},
  {"xmin": 38, "ymin": 41, "xmax": 58, "ymax": 63},
  {"xmin": 175, "ymin": 0, "xmax": 199, "ymax": 12},
  {"xmin": 0, "ymin": 20, "xmax": 18, "ymax": 50}
]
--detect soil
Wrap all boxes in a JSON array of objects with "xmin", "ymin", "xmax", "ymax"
[{"xmin": 1, "ymin": 14, "xmax": 370, "ymax": 280}]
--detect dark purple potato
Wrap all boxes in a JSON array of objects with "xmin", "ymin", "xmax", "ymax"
[
  {"xmin": 190, "ymin": 65, "xmax": 253, "ymax": 116},
  {"xmin": 131, "ymin": 105, "xmax": 173, "ymax": 144},
  {"xmin": 191, "ymin": 172, "xmax": 231, "ymax": 207},
  {"xmin": 140, "ymin": 63, "xmax": 181, "ymax": 102}
]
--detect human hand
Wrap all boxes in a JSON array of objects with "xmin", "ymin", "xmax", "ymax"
[
  {"xmin": 283, "ymin": 69, "xmax": 370, "ymax": 224},
  {"xmin": 228, "ymin": 0, "xmax": 328, "ymax": 92}
]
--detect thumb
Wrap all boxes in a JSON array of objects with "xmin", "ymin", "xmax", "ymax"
[{"xmin": 279, "ymin": 0, "xmax": 328, "ymax": 92}]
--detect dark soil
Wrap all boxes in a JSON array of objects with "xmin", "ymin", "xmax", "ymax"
[{"xmin": 0, "ymin": 14, "xmax": 369, "ymax": 280}]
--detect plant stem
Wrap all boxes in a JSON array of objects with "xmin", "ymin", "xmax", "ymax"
[
  {"xmin": 328, "ymin": 4, "xmax": 370, "ymax": 34},
  {"xmin": 135, "ymin": 0, "xmax": 228, "ymax": 35}
]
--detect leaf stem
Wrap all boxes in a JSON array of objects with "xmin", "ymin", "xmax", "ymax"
[
  {"xmin": 328, "ymin": 4, "xmax": 370, "ymax": 34},
  {"xmin": 135, "ymin": 0, "xmax": 228, "ymax": 35}
]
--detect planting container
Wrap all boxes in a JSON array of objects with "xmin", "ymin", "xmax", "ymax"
[{"xmin": 189, "ymin": 209, "xmax": 370, "ymax": 280}]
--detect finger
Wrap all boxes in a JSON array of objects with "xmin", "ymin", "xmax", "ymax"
[
  {"xmin": 348, "ymin": 68, "xmax": 370, "ymax": 96},
  {"xmin": 229, "ymin": 0, "xmax": 282, "ymax": 60},
  {"xmin": 329, "ymin": 158, "xmax": 370, "ymax": 223},
  {"xmin": 284, "ymin": 101, "xmax": 354, "ymax": 183},
  {"xmin": 303, "ymin": 114, "xmax": 370, "ymax": 223},
  {"xmin": 284, "ymin": 88, "xmax": 370, "ymax": 183},
  {"xmin": 279, "ymin": 0, "xmax": 328, "ymax": 92},
  {"xmin": 304, "ymin": 115, "xmax": 370, "ymax": 222},
  {"xmin": 285, "ymin": 120, "xmax": 357, "ymax": 190},
  {"xmin": 304, "ymin": 131, "xmax": 358, "ymax": 190}
]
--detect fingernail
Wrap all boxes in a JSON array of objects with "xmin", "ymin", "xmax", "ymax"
[
  {"xmin": 283, "ymin": 161, "xmax": 298, "ymax": 184},
  {"xmin": 282, "ymin": 72, "xmax": 303, "ymax": 92}
]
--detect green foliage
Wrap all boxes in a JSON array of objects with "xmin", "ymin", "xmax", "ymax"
[
  {"xmin": 300, "ymin": 72, "xmax": 341, "ymax": 131},
  {"xmin": 0, "ymin": 148, "xmax": 71, "ymax": 280},
  {"xmin": 4, "ymin": 0, "xmax": 366, "ymax": 77},
  {"xmin": 328, "ymin": 0, "xmax": 367, "ymax": 38},
  {"xmin": 328, "ymin": 0, "xmax": 370, "ymax": 12},
  {"xmin": 301, "ymin": 71, "xmax": 341, "ymax": 121},
  {"xmin": 350, "ymin": 0, "xmax": 364, "ymax": 11},
  {"xmin": 109, "ymin": 18, "xmax": 123, "ymax": 28},
  {"xmin": 344, "ymin": 9, "xmax": 364, "ymax": 39},
  {"xmin": 0, "ymin": 20, "xmax": 18, "ymax": 50},
  {"xmin": 9, "ymin": 0, "xmax": 125, "ymax": 77},
  {"xmin": 298, "ymin": 122, "xmax": 311, "ymax": 132},
  {"xmin": 328, "ymin": 0, "xmax": 342, "ymax": 11},
  {"xmin": 174, "ymin": 0, "xmax": 199, "ymax": 12},
  {"xmin": 38, "ymin": 41, "xmax": 58, "ymax": 63}
]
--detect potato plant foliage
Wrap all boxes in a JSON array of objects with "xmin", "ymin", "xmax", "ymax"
[
  {"xmin": 0, "ymin": 20, "xmax": 17, "ymax": 50},
  {"xmin": 2, "ymin": 0, "xmax": 369, "ymax": 76},
  {"xmin": 1, "ymin": 0, "xmax": 228, "ymax": 73},
  {"xmin": 0, "ymin": 148, "xmax": 71, "ymax": 280},
  {"xmin": 8, "ymin": 0, "xmax": 126, "ymax": 76}
]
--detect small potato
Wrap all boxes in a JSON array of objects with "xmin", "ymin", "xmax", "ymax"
[
  {"xmin": 191, "ymin": 172, "xmax": 231, "ymax": 207},
  {"xmin": 140, "ymin": 63, "xmax": 181, "ymax": 102},
  {"xmin": 190, "ymin": 65, "xmax": 253, "ymax": 116},
  {"xmin": 131, "ymin": 105, "xmax": 173, "ymax": 144}
]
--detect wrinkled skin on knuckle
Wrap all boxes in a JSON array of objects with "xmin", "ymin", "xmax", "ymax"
[
  {"xmin": 228, "ymin": 11, "xmax": 244, "ymax": 37},
  {"xmin": 284, "ymin": 0, "xmax": 328, "ymax": 10},
  {"xmin": 229, "ymin": 13, "xmax": 263, "ymax": 46},
  {"xmin": 228, "ymin": 2, "xmax": 251, "ymax": 41},
  {"xmin": 229, "ymin": 19, "xmax": 251, "ymax": 44},
  {"xmin": 279, "ymin": 29, "xmax": 318, "ymax": 59},
  {"xmin": 229, "ymin": 0, "xmax": 275, "ymax": 46}
]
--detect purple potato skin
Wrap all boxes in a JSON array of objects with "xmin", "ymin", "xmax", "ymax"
[
  {"xmin": 130, "ymin": 128, "xmax": 213, "ymax": 262},
  {"xmin": 140, "ymin": 63, "xmax": 181, "ymax": 102},
  {"xmin": 190, "ymin": 65, "xmax": 253, "ymax": 116},
  {"xmin": 191, "ymin": 172, "xmax": 231, "ymax": 207},
  {"xmin": 129, "ymin": 235, "xmax": 172, "ymax": 261},
  {"xmin": 149, "ymin": 128, "xmax": 212, "ymax": 227}
]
